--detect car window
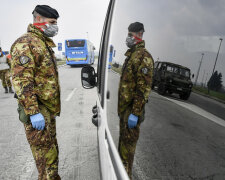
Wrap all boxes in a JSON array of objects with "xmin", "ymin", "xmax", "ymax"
[
  {"xmin": 106, "ymin": 0, "xmax": 225, "ymax": 179},
  {"xmin": 157, "ymin": 62, "xmax": 162, "ymax": 69},
  {"xmin": 174, "ymin": 66, "xmax": 179, "ymax": 74},
  {"xmin": 180, "ymin": 68, "xmax": 190, "ymax": 78},
  {"xmin": 154, "ymin": 62, "xmax": 158, "ymax": 69},
  {"xmin": 166, "ymin": 65, "xmax": 173, "ymax": 72}
]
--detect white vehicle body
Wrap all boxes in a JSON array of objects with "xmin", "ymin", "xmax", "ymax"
[
  {"xmin": 0, "ymin": 55, "xmax": 9, "ymax": 70},
  {"xmin": 81, "ymin": 0, "xmax": 129, "ymax": 179}
]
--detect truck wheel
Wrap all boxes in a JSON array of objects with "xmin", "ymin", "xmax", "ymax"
[
  {"xmin": 158, "ymin": 83, "xmax": 166, "ymax": 95},
  {"xmin": 152, "ymin": 82, "xmax": 155, "ymax": 90},
  {"xmin": 180, "ymin": 92, "xmax": 190, "ymax": 100},
  {"xmin": 168, "ymin": 90, "xmax": 173, "ymax": 95}
]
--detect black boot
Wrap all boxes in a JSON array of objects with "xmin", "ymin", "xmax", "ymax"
[
  {"xmin": 4, "ymin": 87, "xmax": 8, "ymax": 93},
  {"xmin": 9, "ymin": 87, "xmax": 14, "ymax": 93}
]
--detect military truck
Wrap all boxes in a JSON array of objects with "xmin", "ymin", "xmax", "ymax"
[{"xmin": 152, "ymin": 61, "xmax": 193, "ymax": 100}]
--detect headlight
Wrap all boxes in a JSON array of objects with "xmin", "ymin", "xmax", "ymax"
[{"xmin": 166, "ymin": 77, "xmax": 173, "ymax": 83}]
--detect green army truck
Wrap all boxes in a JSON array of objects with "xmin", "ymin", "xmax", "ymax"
[{"xmin": 152, "ymin": 61, "xmax": 193, "ymax": 100}]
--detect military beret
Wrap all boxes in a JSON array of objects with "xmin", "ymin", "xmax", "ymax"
[
  {"xmin": 128, "ymin": 22, "xmax": 145, "ymax": 32},
  {"xmin": 32, "ymin": 5, "xmax": 59, "ymax": 19}
]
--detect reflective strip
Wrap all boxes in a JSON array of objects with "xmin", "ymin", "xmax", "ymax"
[{"xmin": 67, "ymin": 58, "xmax": 86, "ymax": 61}]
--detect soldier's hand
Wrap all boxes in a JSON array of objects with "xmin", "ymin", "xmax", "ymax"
[
  {"xmin": 30, "ymin": 113, "xmax": 45, "ymax": 130},
  {"xmin": 128, "ymin": 114, "xmax": 138, "ymax": 128}
]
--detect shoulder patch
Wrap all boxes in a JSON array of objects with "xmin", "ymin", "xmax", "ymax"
[
  {"xmin": 141, "ymin": 67, "xmax": 149, "ymax": 74},
  {"xmin": 19, "ymin": 56, "xmax": 30, "ymax": 65}
]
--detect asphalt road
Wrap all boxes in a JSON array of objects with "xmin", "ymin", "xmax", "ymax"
[
  {"xmin": 2, "ymin": 66, "xmax": 225, "ymax": 180},
  {"xmin": 0, "ymin": 64, "xmax": 100, "ymax": 180},
  {"xmin": 107, "ymin": 70, "xmax": 225, "ymax": 180}
]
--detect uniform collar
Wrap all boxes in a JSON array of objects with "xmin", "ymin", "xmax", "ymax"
[
  {"xmin": 134, "ymin": 40, "xmax": 145, "ymax": 49},
  {"xmin": 124, "ymin": 40, "xmax": 145, "ymax": 57},
  {"xmin": 27, "ymin": 24, "xmax": 56, "ymax": 48}
]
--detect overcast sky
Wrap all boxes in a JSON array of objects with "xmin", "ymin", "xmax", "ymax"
[
  {"xmin": 0, "ymin": 0, "xmax": 224, "ymax": 85},
  {"xmin": 0, "ymin": 0, "xmax": 109, "ymax": 52}
]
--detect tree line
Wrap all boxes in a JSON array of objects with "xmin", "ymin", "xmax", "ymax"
[{"xmin": 207, "ymin": 71, "xmax": 223, "ymax": 92}]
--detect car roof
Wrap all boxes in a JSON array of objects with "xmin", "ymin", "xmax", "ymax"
[{"xmin": 155, "ymin": 61, "xmax": 190, "ymax": 70}]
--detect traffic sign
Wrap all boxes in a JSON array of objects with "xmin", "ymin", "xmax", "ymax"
[{"xmin": 58, "ymin": 43, "xmax": 62, "ymax": 51}]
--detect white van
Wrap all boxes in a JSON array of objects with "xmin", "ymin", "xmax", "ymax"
[{"xmin": 81, "ymin": 0, "xmax": 225, "ymax": 179}]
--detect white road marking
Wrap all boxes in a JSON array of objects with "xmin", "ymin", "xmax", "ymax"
[
  {"xmin": 65, "ymin": 88, "xmax": 77, "ymax": 102},
  {"xmin": 153, "ymin": 92, "xmax": 225, "ymax": 128}
]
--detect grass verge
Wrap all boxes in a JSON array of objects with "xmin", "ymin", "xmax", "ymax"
[
  {"xmin": 57, "ymin": 60, "xmax": 66, "ymax": 66},
  {"xmin": 192, "ymin": 86, "xmax": 225, "ymax": 102},
  {"xmin": 111, "ymin": 66, "xmax": 122, "ymax": 75}
]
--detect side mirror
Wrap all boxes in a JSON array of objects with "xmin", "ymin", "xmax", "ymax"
[
  {"xmin": 81, "ymin": 66, "xmax": 97, "ymax": 89},
  {"xmin": 192, "ymin": 74, "xmax": 195, "ymax": 78}
]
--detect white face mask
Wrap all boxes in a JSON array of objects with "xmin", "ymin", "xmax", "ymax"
[{"xmin": 43, "ymin": 24, "xmax": 59, "ymax": 37}]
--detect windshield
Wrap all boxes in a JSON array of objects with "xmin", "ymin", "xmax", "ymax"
[
  {"xmin": 180, "ymin": 68, "xmax": 190, "ymax": 78},
  {"xmin": 66, "ymin": 40, "xmax": 85, "ymax": 47},
  {"xmin": 166, "ymin": 65, "xmax": 190, "ymax": 78}
]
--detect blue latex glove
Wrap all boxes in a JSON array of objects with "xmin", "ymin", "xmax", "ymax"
[
  {"xmin": 30, "ymin": 113, "xmax": 45, "ymax": 130},
  {"xmin": 128, "ymin": 114, "xmax": 138, "ymax": 129}
]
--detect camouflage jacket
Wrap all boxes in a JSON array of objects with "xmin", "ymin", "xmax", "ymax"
[
  {"xmin": 118, "ymin": 41, "xmax": 154, "ymax": 116},
  {"xmin": 10, "ymin": 24, "xmax": 61, "ymax": 116}
]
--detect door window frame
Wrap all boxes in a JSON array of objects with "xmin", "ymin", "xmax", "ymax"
[{"xmin": 97, "ymin": 0, "xmax": 115, "ymax": 108}]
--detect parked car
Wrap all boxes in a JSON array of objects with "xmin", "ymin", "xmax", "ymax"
[{"xmin": 152, "ymin": 61, "xmax": 193, "ymax": 100}]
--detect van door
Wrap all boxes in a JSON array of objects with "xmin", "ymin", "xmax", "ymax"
[
  {"xmin": 82, "ymin": 0, "xmax": 225, "ymax": 179},
  {"xmin": 88, "ymin": 0, "xmax": 129, "ymax": 179}
]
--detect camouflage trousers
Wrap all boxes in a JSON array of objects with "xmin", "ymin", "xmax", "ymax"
[
  {"xmin": 23, "ymin": 105, "xmax": 60, "ymax": 180},
  {"xmin": 0, "ymin": 69, "xmax": 12, "ymax": 88},
  {"xmin": 118, "ymin": 106, "xmax": 144, "ymax": 180}
]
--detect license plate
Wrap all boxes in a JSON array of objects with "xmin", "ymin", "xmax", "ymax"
[{"xmin": 177, "ymin": 87, "xmax": 182, "ymax": 91}]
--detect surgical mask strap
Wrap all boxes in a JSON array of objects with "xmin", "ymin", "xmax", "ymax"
[
  {"xmin": 33, "ymin": 22, "xmax": 47, "ymax": 32},
  {"xmin": 133, "ymin": 35, "xmax": 142, "ymax": 43}
]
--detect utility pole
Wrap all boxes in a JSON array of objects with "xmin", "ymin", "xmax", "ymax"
[
  {"xmin": 204, "ymin": 73, "xmax": 208, "ymax": 87},
  {"xmin": 86, "ymin": 32, "xmax": 89, "ymax": 41},
  {"xmin": 201, "ymin": 70, "xmax": 205, "ymax": 87},
  {"xmin": 212, "ymin": 38, "xmax": 223, "ymax": 75},
  {"xmin": 194, "ymin": 53, "xmax": 204, "ymax": 86}
]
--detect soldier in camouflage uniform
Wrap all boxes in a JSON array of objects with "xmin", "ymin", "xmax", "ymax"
[
  {"xmin": 118, "ymin": 22, "xmax": 154, "ymax": 179},
  {"xmin": 11, "ymin": 5, "xmax": 61, "ymax": 180},
  {"xmin": 0, "ymin": 48, "xmax": 14, "ymax": 93}
]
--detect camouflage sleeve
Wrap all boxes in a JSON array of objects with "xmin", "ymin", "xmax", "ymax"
[
  {"xmin": 6, "ymin": 58, "xmax": 11, "ymax": 68},
  {"xmin": 11, "ymin": 43, "xmax": 40, "ymax": 115},
  {"xmin": 132, "ymin": 55, "xmax": 154, "ymax": 116}
]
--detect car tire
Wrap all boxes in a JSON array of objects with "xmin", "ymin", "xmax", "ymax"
[
  {"xmin": 168, "ymin": 90, "xmax": 173, "ymax": 95},
  {"xmin": 152, "ymin": 82, "xmax": 155, "ymax": 90},
  {"xmin": 158, "ymin": 83, "xmax": 166, "ymax": 95},
  {"xmin": 180, "ymin": 92, "xmax": 190, "ymax": 100}
]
